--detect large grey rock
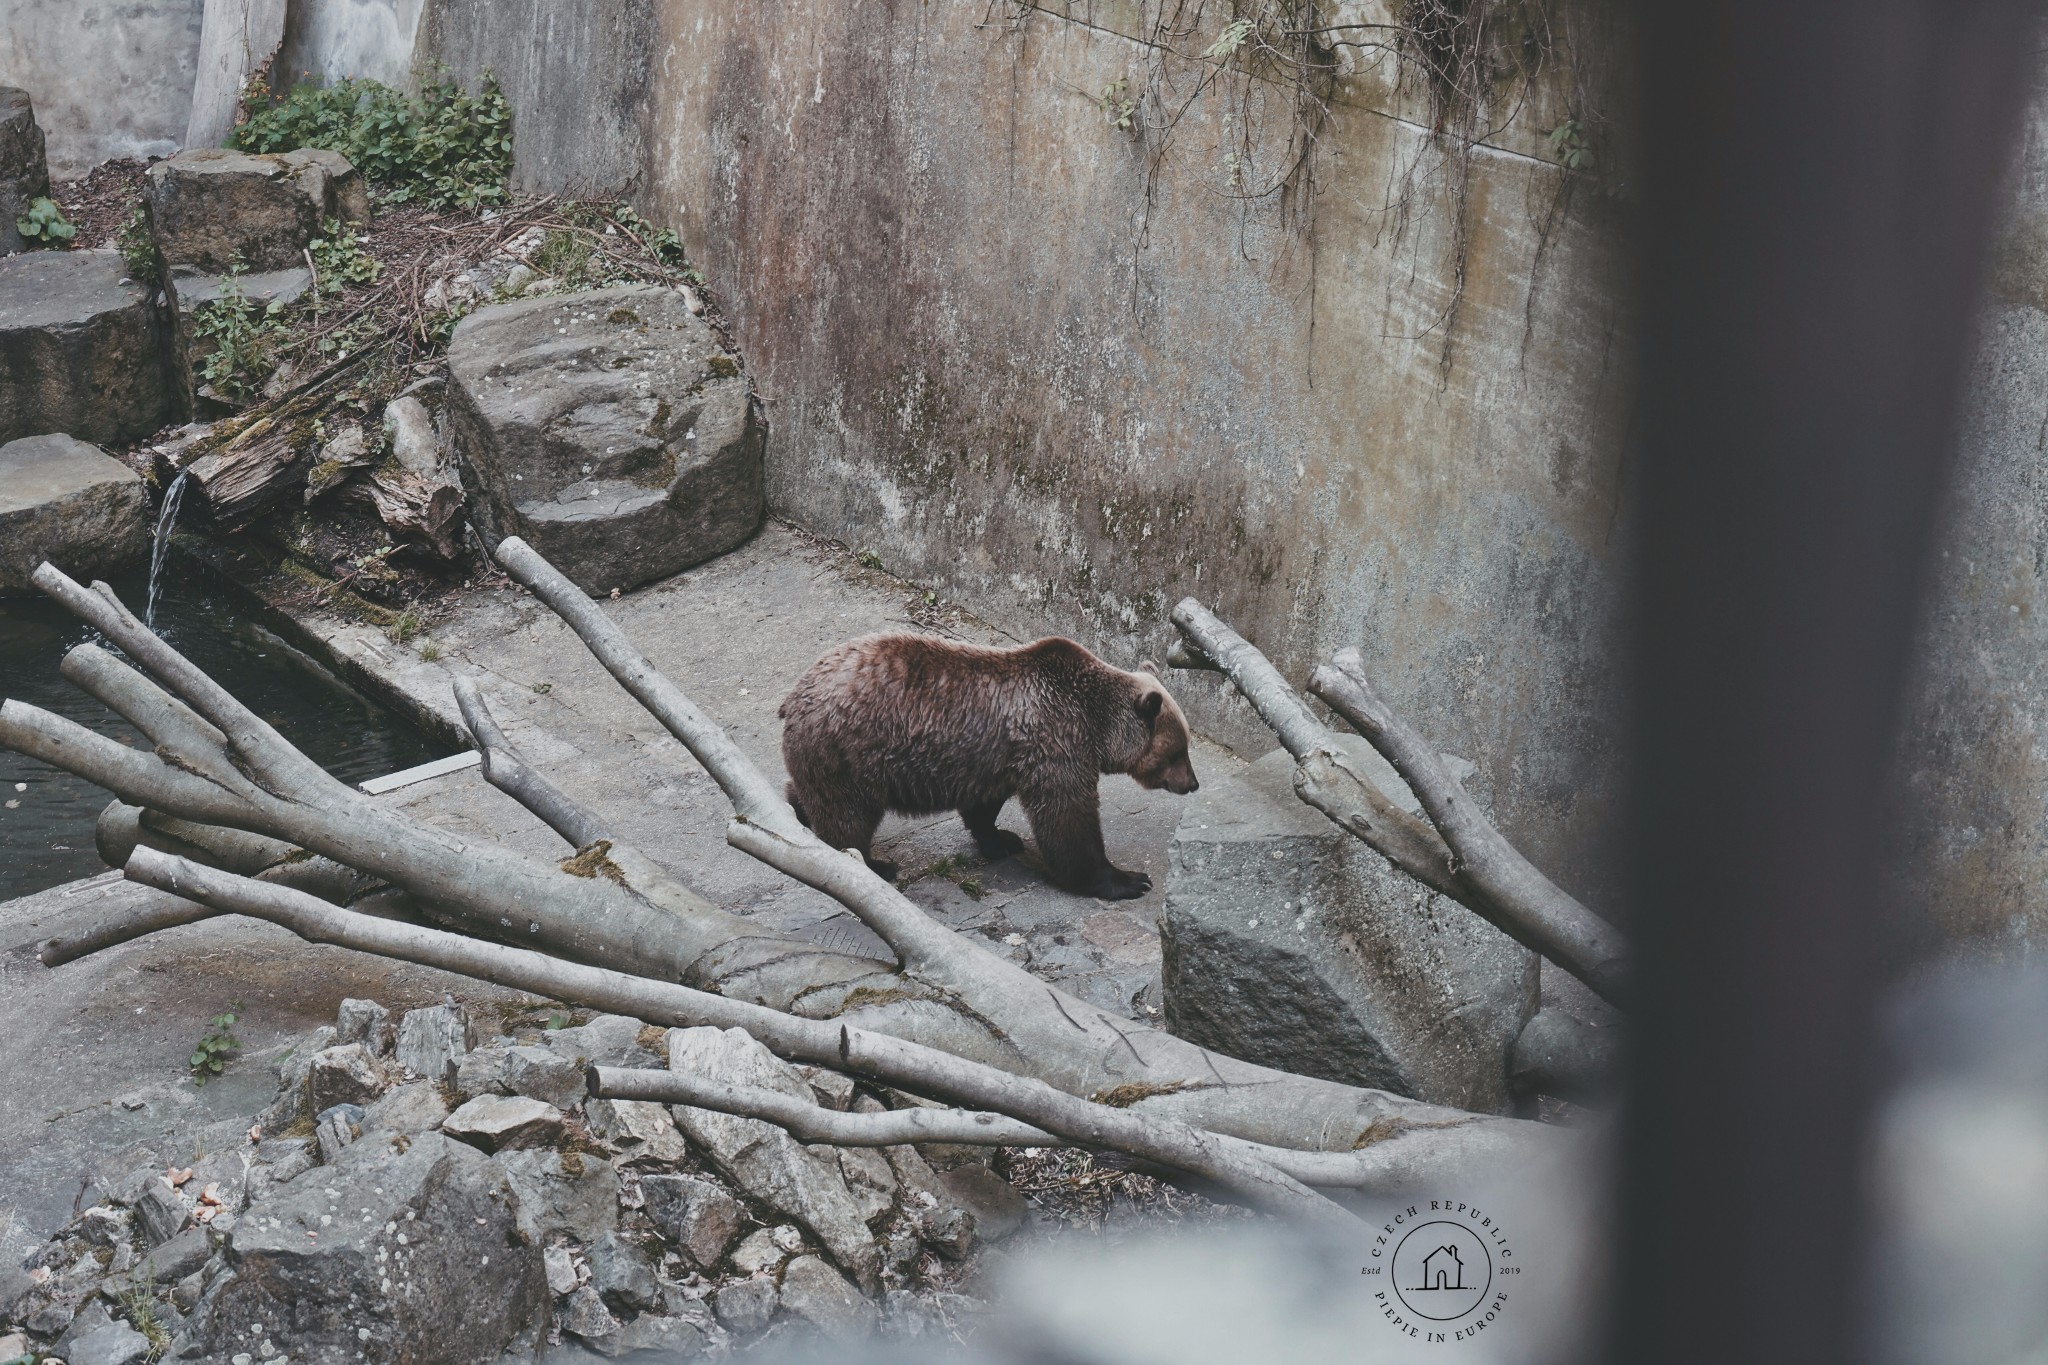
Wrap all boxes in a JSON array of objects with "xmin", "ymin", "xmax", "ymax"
[
  {"xmin": 586, "ymin": 1232, "xmax": 658, "ymax": 1313},
  {"xmin": 538, "ymin": 1014, "xmax": 660, "ymax": 1070},
  {"xmin": 1161, "ymin": 738, "xmax": 1540, "ymax": 1114},
  {"xmin": 0, "ymin": 251, "xmax": 172, "ymax": 448},
  {"xmin": 335, "ymin": 998, "xmax": 393, "ymax": 1054},
  {"xmin": 360, "ymin": 1081, "xmax": 453, "ymax": 1137},
  {"xmin": 777, "ymin": 1255, "xmax": 878, "ymax": 1340},
  {"xmin": 447, "ymin": 284, "xmax": 765, "ymax": 595},
  {"xmin": 0, "ymin": 434, "xmax": 148, "ymax": 589},
  {"xmin": 306, "ymin": 1042, "xmax": 387, "ymax": 1113},
  {"xmin": 0, "ymin": 88, "xmax": 50, "ymax": 257},
  {"xmin": 172, "ymin": 1130, "xmax": 545, "ymax": 1364},
  {"xmin": 582, "ymin": 1313, "xmax": 707, "ymax": 1360},
  {"xmin": 664, "ymin": 1027, "xmax": 880, "ymax": 1292},
  {"xmin": 144, "ymin": 147, "xmax": 370, "ymax": 274},
  {"xmin": 638, "ymin": 1174, "xmax": 743, "ymax": 1270},
  {"xmin": 66, "ymin": 1320, "xmax": 150, "ymax": 1365},
  {"xmin": 490, "ymin": 1148, "xmax": 618, "ymax": 1244},
  {"xmin": 712, "ymin": 1277, "xmax": 777, "ymax": 1335},
  {"xmin": 443, "ymin": 1094, "xmax": 565, "ymax": 1152},
  {"xmin": 396, "ymin": 1002, "xmax": 473, "ymax": 1082},
  {"xmin": 584, "ymin": 1097, "xmax": 687, "ymax": 1167}
]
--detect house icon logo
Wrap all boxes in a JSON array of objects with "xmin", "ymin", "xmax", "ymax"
[
  {"xmin": 1389, "ymin": 1219, "xmax": 1492, "ymax": 1322},
  {"xmin": 1416, "ymin": 1244, "xmax": 1468, "ymax": 1292}
]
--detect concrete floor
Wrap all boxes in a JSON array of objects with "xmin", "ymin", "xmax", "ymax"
[{"xmin": 0, "ymin": 522, "xmax": 1234, "ymax": 1257}]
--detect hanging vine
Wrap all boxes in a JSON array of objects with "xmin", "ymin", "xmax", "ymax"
[{"xmin": 994, "ymin": 0, "xmax": 1622, "ymax": 372}]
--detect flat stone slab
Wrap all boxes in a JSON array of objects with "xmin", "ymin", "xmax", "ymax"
[
  {"xmin": 0, "ymin": 433, "xmax": 148, "ymax": 589},
  {"xmin": 166, "ymin": 263, "xmax": 314, "ymax": 406},
  {"xmin": 0, "ymin": 250, "xmax": 172, "ymax": 447},
  {"xmin": 447, "ymin": 284, "xmax": 765, "ymax": 595},
  {"xmin": 145, "ymin": 147, "xmax": 370, "ymax": 274}
]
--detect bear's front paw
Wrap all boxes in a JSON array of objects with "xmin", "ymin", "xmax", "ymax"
[
  {"xmin": 1088, "ymin": 866, "xmax": 1152, "ymax": 901},
  {"xmin": 865, "ymin": 855, "xmax": 901, "ymax": 882}
]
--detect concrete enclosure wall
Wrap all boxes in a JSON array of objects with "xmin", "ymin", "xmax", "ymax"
[
  {"xmin": 0, "ymin": 0, "xmax": 206, "ymax": 175},
  {"xmin": 4, "ymin": 0, "xmax": 2043, "ymax": 943},
  {"xmin": 422, "ymin": 0, "xmax": 1636, "ymax": 908}
]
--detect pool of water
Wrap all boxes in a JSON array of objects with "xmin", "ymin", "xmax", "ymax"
[{"xmin": 0, "ymin": 563, "xmax": 447, "ymax": 902}]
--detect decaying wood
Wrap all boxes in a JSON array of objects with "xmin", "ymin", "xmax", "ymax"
[
  {"xmin": 1169, "ymin": 596, "xmax": 1631, "ymax": 1009},
  {"xmin": 350, "ymin": 463, "xmax": 464, "ymax": 558},
  {"xmin": 1, "ymin": 551, "xmax": 1571, "ymax": 1222}
]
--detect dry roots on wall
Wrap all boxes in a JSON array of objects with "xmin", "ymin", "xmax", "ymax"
[{"xmin": 998, "ymin": 0, "xmax": 1626, "ymax": 363}]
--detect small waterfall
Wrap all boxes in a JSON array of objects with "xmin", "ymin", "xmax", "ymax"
[{"xmin": 145, "ymin": 470, "xmax": 190, "ymax": 631}]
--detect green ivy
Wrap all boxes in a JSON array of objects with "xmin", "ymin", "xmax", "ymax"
[
  {"xmin": 189, "ymin": 1002, "xmax": 242, "ymax": 1085},
  {"xmin": 191, "ymin": 262, "xmax": 290, "ymax": 405},
  {"xmin": 15, "ymin": 195, "xmax": 76, "ymax": 247},
  {"xmin": 232, "ymin": 71, "xmax": 514, "ymax": 211},
  {"xmin": 308, "ymin": 217, "xmax": 381, "ymax": 297}
]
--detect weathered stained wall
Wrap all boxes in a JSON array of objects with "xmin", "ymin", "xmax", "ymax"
[
  {"xmin": 419, "ymin": 0, "xmax": 1638, "ymax": 903},
  {"xmin": 1897, "ymin": 65, "xmax": 2048, "ymax": 949},
  {"xmin": 0, "ymin": 0, "xmax": 205, "ymax": 175}
]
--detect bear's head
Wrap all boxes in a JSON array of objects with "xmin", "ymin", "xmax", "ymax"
[{"xmin": 1127, "ymin": 672, "xmax": 1199, "ymax": 795}]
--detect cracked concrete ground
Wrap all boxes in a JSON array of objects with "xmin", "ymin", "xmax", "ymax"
[{"xmin": 0, "ymin": 522, "xmax": 1235, "ymax": 1255}]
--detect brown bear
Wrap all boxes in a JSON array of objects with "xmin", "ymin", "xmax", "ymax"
[{"xmin": 778, "ymin": 633, "xmax": 1199, "ymax": 900}]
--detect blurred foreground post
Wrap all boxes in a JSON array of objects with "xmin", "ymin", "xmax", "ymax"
[{"xmin": 1616, "ymin": 2, "xmax": 2039, "ymax": 1363}]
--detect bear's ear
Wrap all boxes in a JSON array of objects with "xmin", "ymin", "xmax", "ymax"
[
  {"xmin": 1135, "ymin": 689, "xmax": 1164, "ymax": 722},
  {"xmin": 1138, "ymin": 658, "xmax": 1162, "ymax": 678}
]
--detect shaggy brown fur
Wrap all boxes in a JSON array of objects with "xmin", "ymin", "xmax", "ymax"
[{"xmin": 778, "ymin": 633, "xmax": 1199, "ymax": 900}]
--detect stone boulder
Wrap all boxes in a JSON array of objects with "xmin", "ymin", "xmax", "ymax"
[
  {"xmin": 144, "ymin": 147, "xmax": 370, "ymax": 274},
  {"xmin": 1161, "ymin": 737, "xmax": 1539, "ymax": 1114},
  {"xmin": 446, "ymin": 284, "xmax": 765, "ymax": 595},
  {"xmin": 0, "ymin": 250, "xmax": 173, "ymax": 447},
  {"xmin": 170, "ymin": 1130, "xmax": 546, "ymax": 1364},
  {"xmin": 0, "ymin": 434, "xmax": 149, "ymax": 589},
  {"xmin": 0, "ymin": 88, "xmax": 50, "ymax": 256},
  {"xmin": 664, "ymin": 1026, "xmax": 880, "ymax": 1291}
]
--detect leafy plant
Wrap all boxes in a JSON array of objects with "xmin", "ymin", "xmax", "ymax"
[
  {"xmin": 1547, "ymin": 118, "xmax": 1597, "ymax": 174},
  {"xmin": 232, "ymin": 70, "xmax": 514, "ymax": 211},
  {"xmin": 117, "ymin": 205, "xmax": 159, "ymax": 283},
  {"xmin": 189, "ymin": 1003, "xmax": 242, "ymax": 1085},
  {"xmin": 16, "ymin": 196, "xmax": 76, "ymax": 247},
  {"xmin": 531, "ymin": 229, "xmax": 598, "ymax": 288},
  {"xmin": 308, "ymin": 218, "xmax": 381, "ymax": 298},
  {"xmin": 191, "ymin": 263, "xmax": 290, "ymax": 405},
  {"xmin": 387, "ymin": 608, "xmax": 424, "ymax": 645},
  {"xmin": 1099, "ymin": 77, "xmax": 1137, "ymax": 133},
  {"xmin": 610, "ymin": 203, "xmax": 687, "ymax": 268},
  {"xmin": 117, "ymin": 1276, "xmax": 172, "ymax": 1359},
  {"xmin": 1204, "ymin": 18, "xmax": 1257, "ymax": 61}
]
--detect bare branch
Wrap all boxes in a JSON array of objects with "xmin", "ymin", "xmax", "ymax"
[
  {"xmin": 1168, "ymin": 598, "xmax": 1326, "ymax": 758},
  {"xmin": 452, "ymin": 676, "xmax": 601, "ymax": 848},
  {"xmin": 58, "ymin": 644, "xmax": 247, "ymax": 794},
  {"xmin": 1311, "ymin": 653, "xmax": 1629, "ymax": 1004},
  {"xmin": 122, "ymin": 847, "xmax": 1354, "ymax": 1224},
  {"xmin": 492, "ymin": 537, "xmax": 799, "ymax": 834},
  {"xmin": 31, "ymin": 564, "xmax": 336, "ymax": 797},
  {"xmin": 591, "ymin": 1066, "xmax": 1055, "ymax": 1146},
  {"xmin": 0, "ymin": 698, "xmax": 261, "ymax": 827}
]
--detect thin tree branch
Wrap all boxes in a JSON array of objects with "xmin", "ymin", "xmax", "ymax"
[
  {"xmin": 492, "ymin": 537, "xmax": 800, "ymax": 834},
  {"xmin": 32, "ymin": 565, "xmax": 336, "ymax": 797},
  {"xmin": 58, "ymin": 644, "xmax": 250, "ymax": 795},
  {"xmin": 452, "ymin": 676, "xmax": 601, "ymax": 848},
  {"xmin": 0, "ymin": 699, "xmax": 263, "ymax": 827},
  {"xmin": 1168, "ymin": 597, "xmax": 1326, "ymax": 758},
  {"xmin": 1311, "ymin": 652, "xmax": 1629, "ymax": 1004},
  {"xmin": 592, "ymin": 1067, "xmax": 1054, "ymax": 1146},
  {"xmin": 122, "ymin": 847, "xmax": 1354, "ymax": 1224}
]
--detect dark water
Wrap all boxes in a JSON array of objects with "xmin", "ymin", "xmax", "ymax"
[{"xmin": 0, "ymin": 564, "xmax": 446, "ymax": 902}]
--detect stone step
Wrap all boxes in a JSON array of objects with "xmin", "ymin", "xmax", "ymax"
[
  {"xmin": 0, "ymin": 249, "xmax": 173, "ymax": 447},
  {"xmin": 0, "ymin": 432, "xmax": 149, "ymax": 590}
]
